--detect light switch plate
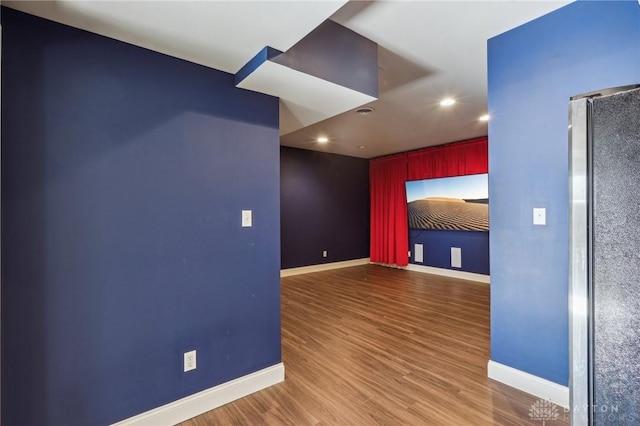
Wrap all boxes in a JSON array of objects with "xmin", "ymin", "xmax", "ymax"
[
  {"xmin": 242, "ymin": 210, "xmax": 252, "ymax": 227},
  {"xmin": 533, "ymin": 208, "xmax": 546, "ymax": 225}
]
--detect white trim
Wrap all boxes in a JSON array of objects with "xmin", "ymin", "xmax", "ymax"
[
  {"xmin": 403, "ymin": 263, "xmax": 490, "ymax": 284},
  {"xmin": 487, "ymin": 360, "xmax": 569, "ymax": 408},
  {"xmin": 280, "ymin": 258, "xmax": 370, "ymax": 277},
  {"xmin": 111, "ymin": 363, "xmax": 285, "ymax": 426}
]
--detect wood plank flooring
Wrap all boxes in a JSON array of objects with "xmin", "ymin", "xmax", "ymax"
[{"xmin": 181, "ymin": 265, "xmax": 568, "ymax": 425}]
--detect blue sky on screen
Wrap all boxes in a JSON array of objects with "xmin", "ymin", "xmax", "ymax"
[{"xmin": 405, "ymin": 173, "xmax": 488, "ymax": 203}]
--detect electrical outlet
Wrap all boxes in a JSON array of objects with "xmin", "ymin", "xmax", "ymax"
[
  {"xmin": 322, "ymin": 250, "xmax": 327, "ymax": 258},
  {"xmin": 184, "ymin": 350, "xmax": 196, "ymax": 372}
]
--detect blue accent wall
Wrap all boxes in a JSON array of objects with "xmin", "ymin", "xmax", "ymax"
[
  {"xmin": 1, "ymin": 8, "xmax": 281, "ymax": 425},
  {"xmin": 488, "ymin": 0, "xmax": 640, "ymax": 386},
  {"xmin": 409, "ymin": 230, "xmax": 489, "ymax": 275},
  {"xmin": 280, "ymin": 147, "xmax": 369, "ymax": 269}
]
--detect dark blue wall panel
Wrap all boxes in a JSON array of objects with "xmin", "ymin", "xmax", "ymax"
[
  {"xmin": 1, "ymin": 8, "xmax": 281, "ymax": 425},
  {"xmin": 488, "ymin": 0, "xmax": 640, "ymax": 386},
  {"xmin": 409, "ymin": 230, "xmax": 489, "ymax": 275},
  {"xmin": 280, "ymin": 147, "xmax": 369, "ymax": 269}
]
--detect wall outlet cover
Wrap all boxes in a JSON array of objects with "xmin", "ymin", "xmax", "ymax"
[{"xmin": 184, "ymin": 350, "xmax": 197, "ymax": 372}]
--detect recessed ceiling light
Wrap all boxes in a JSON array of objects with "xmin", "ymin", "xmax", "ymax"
[
  {"xmin": 317, "ymin": 136, "xmax": 329, "ymax": 143},
  {"xmin": 479, "ymin": 114, "xmax": 490, "ymax": 122},
  {"xmin": 358, "ymin": 146, "xmax": 366, "ymax": 150},
  {"xmin": 440, "ymin": 98, "xmax": 456, "ymax": 107},
  {"xmin": 355, "ymin": 107, "xmax": 375, "ymax": 115}
]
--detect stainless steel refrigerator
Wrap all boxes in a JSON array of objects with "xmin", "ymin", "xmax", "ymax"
[{"xmin": 569, "ymin": 84, "xmax": 640, "ymax": 425}]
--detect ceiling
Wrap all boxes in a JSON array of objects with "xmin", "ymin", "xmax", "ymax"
[{"xmin": 4, "ymin": 0, "xmax": 572, "ymax": 159}]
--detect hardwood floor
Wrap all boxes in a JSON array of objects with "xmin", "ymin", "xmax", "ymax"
[{"xmin": 181, "ymin": 265, "xmax": 568, "ymax": 425}]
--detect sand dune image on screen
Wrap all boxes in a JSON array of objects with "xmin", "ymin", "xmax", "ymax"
[{"xmin": 408, "ymin": 197, "xmax": 488, "ymax": 231}]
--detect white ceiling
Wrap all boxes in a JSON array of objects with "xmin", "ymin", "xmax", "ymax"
[{"xmin": 4, "ymin": 0, "xmax": 572, "ymax": 158}]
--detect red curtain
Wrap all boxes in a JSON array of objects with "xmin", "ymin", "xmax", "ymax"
[
  {"xmin": 370, "ymin": 154, "xmax": 409, "ymax": 266},
  {"xmin": 407, "ymin": 137, "xmax": 488, "ymax": 180},
  {"xmin": 369, "ymin": 137, "xmax": 488, "ymax": 267}
]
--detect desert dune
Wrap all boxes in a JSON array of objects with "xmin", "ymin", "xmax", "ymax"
[{"xmin": 408, "ymin": 198, "xmax": 488, "ymax": 231}]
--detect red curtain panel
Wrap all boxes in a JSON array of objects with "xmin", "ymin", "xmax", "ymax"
[
  {"xmin": 369, "ymin": 137, "xmax": 488, "ymax": 267},
  {"xmin": 369, "ymin": 153, "xmax": 409, "ymax": 266}
]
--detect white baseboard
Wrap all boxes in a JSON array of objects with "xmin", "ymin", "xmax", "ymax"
[
  {"xmin": 403, "ymin": 263, "xmax": 490, "ymax": 284},
  {"xmin": 281, "ymin": 258, "xmax": 370, "ymax": 277},
  {"xmin": 111, "ymin": 363, "xmax": 285, "ymax": 426},
  {"xmin": 487, "ymin": 360, "xmax": 569, "ymax": 408}
]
